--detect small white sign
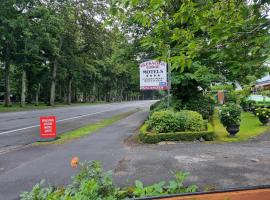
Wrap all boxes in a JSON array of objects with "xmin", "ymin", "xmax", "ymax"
[{"xmin": 140, "ymin": 60, "xmax": 168, "ymax": 90}]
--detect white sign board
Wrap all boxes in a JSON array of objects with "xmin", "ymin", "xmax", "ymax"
[{"xmin": 140, "ymin": 60, "xmax": 168, "ymax": 90}]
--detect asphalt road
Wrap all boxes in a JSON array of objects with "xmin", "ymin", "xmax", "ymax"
[{"xmin": 0, "ymin": 100, "xmax": 155, "ymax": 149}]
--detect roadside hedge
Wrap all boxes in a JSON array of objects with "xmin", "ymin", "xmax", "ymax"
[
  {"xmin": 148, "ymin": 110, "xmax": 205, "ymax": 133},
  {"xmin": 139, "ymin": 123, "xmax": 215, "ymax": 144}
]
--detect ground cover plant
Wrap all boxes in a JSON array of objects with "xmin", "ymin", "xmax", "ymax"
[{"xmin": 20, "ymin": 159, "xmax": 197, "ymax": 200}]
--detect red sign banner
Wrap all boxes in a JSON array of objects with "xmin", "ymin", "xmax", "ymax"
[{"xmin": 40, "ymin": 116, "xmax": 57, "ymax": 139}]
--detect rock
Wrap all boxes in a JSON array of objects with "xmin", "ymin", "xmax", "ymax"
[
  {"xmin": 158, "ymin": 141, "xmax": 176, "ymax": 145},
  {"xmin": 199, "ymin": 137, "xmax": 205, "ymax": 142},
  {"xmin": 158, "ymin": 141, "xmax": 167, "ymax": 145},
  {"xmin": 250, "ymin": 158, "xmax": 260, "ymax": 163}
]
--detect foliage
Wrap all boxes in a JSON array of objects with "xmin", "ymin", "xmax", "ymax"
[
  {"xmin": 176, "ymin": 110, "xmax": 205, "ymax": 132},
  {"xmin": 255, "ymin": 108, "xmax": 270, "ymax": 121},
  {"xmin": 21, "ymin": 160, "xmax": 198, "ymax": 200},
  {"xmin": 0, "ymin": 0, "xmax": 148, "ymax": 107},
  {"xmin": 174, "ymin": 95, "xmax": 215, "ymax": 119},
  {"xmin": 219, "ymin": 103, "xmax": 242, "ymax": 127},
  {"xmin": 212, "ymin": 109, "xmax": 270, "ymax": 142},
  {"xmin": 149, "ymin": 99, "xmax": 168, "ymax": 116},
  {"xmin": 139, "ymin": 124, "xmax": 214, "ymax": 144},
  {"xmin": 148, "ymin": 109, "xmax": 205, "ymax": 133},
  {"xmin": 147, "ymin": 110, "xmax": 179, "ymax": 133},
  {"xmin": 211, "ymin": 85, "xmax": 234, "ymax": 92},
  {"xmin": 111, "ymin": 0, "xmax": 270, "ymax": 102}
]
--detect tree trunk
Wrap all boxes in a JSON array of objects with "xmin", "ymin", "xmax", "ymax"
[
  {"xmin": 68, "ymin": 77, "xmax": 72, "ymax": 105},
  {"xmin": 49, "ymin": 59, "xmax": 57, "ymax": 106},
  {"xmin": 4, "ymin": 52, "xmax": 11, "ymax": 107},
  {"xmin": 35, "ymin": 83, "xmax": 40, "ymax": 106},
  {"xmin": 20, "ymin": 70, "xmax": 26, "ymax": 107}
]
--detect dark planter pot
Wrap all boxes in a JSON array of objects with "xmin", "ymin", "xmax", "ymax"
[
  {"xmin": 259, "ymin": 117, "xmax": 269, "ymax": 125},
  {"xmin": 226, "ymin": 124, "xmax": 240, "ymax": 136}
]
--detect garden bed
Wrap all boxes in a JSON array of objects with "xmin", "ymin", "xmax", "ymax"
[{"xmin": 139, "ymin": 123, "xmax": 215, "ymax": 144}]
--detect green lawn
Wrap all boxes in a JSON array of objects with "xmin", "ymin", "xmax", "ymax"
[
  {"xmin": 0, "ymin": 102, "xmax": 106, "ymax": 113},
  {"xmin": 34, "ymin": 109, "xmax": 138, "ymax": 145},
  {"xmin": 212, "ymin": 109, "xmax": 270, "ymax": 142}
]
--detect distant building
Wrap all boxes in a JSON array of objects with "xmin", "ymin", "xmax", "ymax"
[{"xmin": 254, "ymin": 73, "xmax": 270, "ymax": 91}]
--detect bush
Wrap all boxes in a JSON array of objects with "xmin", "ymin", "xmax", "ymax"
[
  {"xmin": 149, "ymin": 100, "xmax": 168, "ymax": 116},
  {"xmin": 148, "ymin": 110, "xmax": 205, "ymax": 133},
  {"xmin": 148, "ymin": 110, "xmax": 179, "ymax": 133},
  {"xmin": 219, "ymin": 103, "xmax": 242, "ymax": 127},
  {"xmin": 174, "ymin": 96, "xmax": 215, "ymax": 119},
  {"xmin": 176, "ymin": 110, "xmax": 205, "ymax": 132},
  {"xmin": 21, "ymin": 160, "xmax": 198, "ymax": 200},
  {"xmin": 255, "ymin": 107, "xmax": 270, "ymax": 121},
  {"xmin": 139, "ymin": 124, "xmax": 215, "ymax": 144}
]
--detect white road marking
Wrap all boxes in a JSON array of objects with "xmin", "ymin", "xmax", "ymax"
[{"xmin": 0, "ymin": 107, "xmax": 122, "ymax": 136}]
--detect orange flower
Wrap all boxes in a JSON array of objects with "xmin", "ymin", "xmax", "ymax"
[{"xmin": 71, "ymin": 157, "xmax": 79, "ymax": 168}]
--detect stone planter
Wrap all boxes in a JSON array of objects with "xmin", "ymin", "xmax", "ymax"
[
  {"xmin": 226, "ymin": 124, "xmax": 240, "ymax": 136},
  {"xmin": 259, "ymin": 117, "xmax": 269, "ymax": 125}
]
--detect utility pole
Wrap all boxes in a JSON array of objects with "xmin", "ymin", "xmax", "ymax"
[{"xmin": 167, "ymin": 49, "xmax": 171, "ymax": 108}]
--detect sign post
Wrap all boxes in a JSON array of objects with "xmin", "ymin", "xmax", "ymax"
[{"xmin": 40, "ymin": 116, "xmax": 57, "ymax": 141}]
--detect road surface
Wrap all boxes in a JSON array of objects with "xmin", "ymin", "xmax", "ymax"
[{"xmin": 0, "ymin": 100, "xmax": 155, "ymax": 149}]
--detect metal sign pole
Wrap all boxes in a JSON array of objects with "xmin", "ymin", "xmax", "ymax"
[{"xmin": 167, "ymin": 50, "xmax": 171, "ymax": 108}]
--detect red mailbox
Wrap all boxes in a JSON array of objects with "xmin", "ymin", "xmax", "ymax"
[{"xmin": 40, "ymin": 116, "xmax": 57, "ymax": 139}]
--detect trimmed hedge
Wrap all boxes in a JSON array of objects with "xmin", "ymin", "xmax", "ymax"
[
  {"xmin": 139, "ymin": 123, "xmax": 215, "ymax": 144},
  {"xmin": 148, "ymin": 110, "xmax": 180, "ymax": 133},
  {"xmin": 148, "ymin": 110, "xmax": 205, "ymax": 133}
]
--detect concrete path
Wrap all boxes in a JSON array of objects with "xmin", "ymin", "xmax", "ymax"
[{"xmin": 1, "ymin": 106, "xmax": 270, "ymax": 199}]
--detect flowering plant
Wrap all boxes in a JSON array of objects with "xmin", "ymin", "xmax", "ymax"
[
  {"xmin": 255, "ymin": 108, "xmax": 270, "ymax": 121},
  {"xmin": 219, "ymin": 103, "xmax": 242, "ymax": 127}
]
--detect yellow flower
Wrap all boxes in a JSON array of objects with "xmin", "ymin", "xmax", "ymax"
[{"xmin": 71, "ymin": 157, "xmax": 79, "ymax": 168}]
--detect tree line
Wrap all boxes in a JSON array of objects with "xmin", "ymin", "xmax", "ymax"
[
  {"xmin": 1, "ymin": 0, "xmax": 270, "ymax": 108},
  {"xmin": 0, "ymin": 0, "xmax": 153, "ymax": 107}
]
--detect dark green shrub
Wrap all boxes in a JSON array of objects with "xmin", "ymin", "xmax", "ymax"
[
  {"xmin": 149, "ymin": 100, "xmax": 168, "ymax": 117},
  {"xmin": 150, "ymin": 100, "xmax": 167, "ymax": 111},
  {"xmin": 176, "ymin": 110, "xmax": 205, "ymax": 131},
  {"xmin": 219, "ymin": 103, "xmax": 242, "ymax": 127},
  {"xmin": 174, "ymin": 96, "xmax": 215, "ymax": 119},
  {"xmin": 139, "ymin": 124, "xmax": 215, "ymax": 144},
  {"xmin": 148, "ymin": 110, "xmax": 204, "ymax": 133},
  {"xmin": 255, "ymin": 107, "xmax": 270, "ymax": 122},
  {"xmin": 148, "ymin": 110, "xmax": 179, "ymax": 133}
]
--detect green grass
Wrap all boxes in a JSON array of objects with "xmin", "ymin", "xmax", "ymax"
[
  {"xmin": 0, "ymin": 102, "xmax": 106, "ymax": 113},
  {"xmin": 212, "ymin": 109, "xmax": 270, "ymax": 142},
  {"xmin": 34, "ymin": 109, "xmax": 138, "ymax": 145}
]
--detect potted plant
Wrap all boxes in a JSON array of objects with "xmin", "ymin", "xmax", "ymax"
[
  {"xmin": 219, "ymin": 103, "xmax": 242, "ymax": 136},
  {"xmin": 255, "ymin": 108, "xmax": 270, "ymax": 125}
]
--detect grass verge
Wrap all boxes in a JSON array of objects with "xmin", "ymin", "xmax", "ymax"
[
  {"xmin": 212, "ymin": 109, "xmax": 270, "ymax": 142},
  {"xmin": 34, "ymin": 109, "xmax": 139, "ymax": 145}
]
